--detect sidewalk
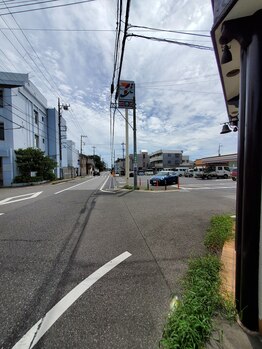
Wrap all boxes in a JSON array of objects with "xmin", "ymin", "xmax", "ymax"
[
  {"xmin": 113, "ymin": 178, "xmax": 262, "ymax": 348},
  {"xmin": 206, "ymin": 239, "xmax": 262, "ymax": 349}
]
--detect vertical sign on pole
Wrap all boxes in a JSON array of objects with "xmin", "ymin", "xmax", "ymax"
[{"xmin": 118, "ymin": 81, "xmax": 136, "ymax": 188}]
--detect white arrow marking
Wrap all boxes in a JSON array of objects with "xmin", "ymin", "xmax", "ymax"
[
  {"xmin": 0, "ymin": 192, "xmax": 43, "ymax": 205},
  {"xmin": 12, "ymin": 251, "xmax": 132, "ymax": 349}
]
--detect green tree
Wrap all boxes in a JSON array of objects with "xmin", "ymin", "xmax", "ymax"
[
  {"xmin": 91, "ymin": 155, "xmax": 106, "ymax": 172},
  {"xmin": 14, "ymin": 147, "xmax": 57, "ymax": 183}
]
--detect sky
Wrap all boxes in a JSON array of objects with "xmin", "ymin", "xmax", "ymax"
[{"xmin": 0, "ymin": 0, "xmax": 238, "ymax": 167}]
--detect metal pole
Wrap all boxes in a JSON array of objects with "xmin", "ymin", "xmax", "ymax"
[
  {"xmin": 80, "ymin": 135, "xmax": 83, "ymax": 176},
  {"xmin": 58, "ymin": 97, "xmax": 62, "ymax": 179},
  {"xmin": 125, "ymin": 108, "xmax": 129, "ymax": 186},
  {"xmin": 221, "ymin": 12, "xmax": 262, "ymax": 332},
  {"xmin": 133, "ymin": 97, "xmax": 137, "ymax": 189}
]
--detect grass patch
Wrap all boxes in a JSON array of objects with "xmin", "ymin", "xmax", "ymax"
[
  {"xmin": 122, "ymin": 185, "xmax": 134, "ymax": 190},
  {"xmin": 160, "ymin": 215, "xmax": 235, "ymax": 349},
  {"xmin": 204, "ymin": 215, "xmax": 234, "ymax": 253}
]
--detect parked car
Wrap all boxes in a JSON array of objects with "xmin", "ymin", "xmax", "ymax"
[
  {"xmin": 195, "ymin": 166, "xmax": 231, "ymax": 179},
  {"xmin": 184, "ymin": 169, "xmax": 194, "ymax": 177},
  {"xmin": 150, "ymin": 171, "xmax": 178, "ymax": 186},
  {"xmin": 93, "ymin": 170, "xmax": 100, "ymax": 176},
  {"xmin": 174, "ymin": 167, "xmax": 188, "ymax": 177},
  {"xmin": 231, "ymin": 167, "xmax": 237, "ymax": 181}
]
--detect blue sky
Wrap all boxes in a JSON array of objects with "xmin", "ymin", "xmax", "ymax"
[{"xmin": 0, "ymin": 0, "xmax": 238, "ymax": 167}]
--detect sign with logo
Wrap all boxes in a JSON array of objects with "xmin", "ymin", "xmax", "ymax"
[{"xmin": 118, "ymin": 80, "xmax": 135, "ymax": 109}]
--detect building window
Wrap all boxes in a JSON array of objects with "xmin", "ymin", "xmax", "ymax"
[
  {"xmin": 34, "ymin": 110, "xmax": 39, "ymax": 124},
  {"xmin": 0, "ymin": 90, "xmax": 3, "ymax": 108},
  {"xmin": 43, "ymin": 138, "xmax": 45, "ymax": 144},
  {"xmin": 0, "ymin": 122, "xmax": 4, "ymax": 140},
  {"xmin": 35, "ymin": 134, "xmax": 39, "ymax": 148},
  {"xmin": 42, "ymin": 116, "xmax": 44, "ymax": 122}
]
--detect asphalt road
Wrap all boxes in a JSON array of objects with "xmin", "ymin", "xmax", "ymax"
[{"xmin": 0, "ymin": 174, "xmax": 236, "ymax": 349}]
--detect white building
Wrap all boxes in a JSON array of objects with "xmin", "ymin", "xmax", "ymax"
[{"xmin": 0, "ymin": 71, "xmax": 78, "ymax": 186}]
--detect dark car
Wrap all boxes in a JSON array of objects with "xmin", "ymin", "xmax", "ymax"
[
  {"xmin": 150, "ymin": 171, "xmax": 178, "ymax": 186},
  {"xmin": 93, "ymin": 170, "xmax": 100, "ymax": 176},
  {"xmin": 231, "ymin": 168, "xmax": 237, "ymax": 181}
]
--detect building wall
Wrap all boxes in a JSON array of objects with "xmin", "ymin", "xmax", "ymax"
[
  {"xmin": 150, "ymin": 150, "xmax": 182, "ymax": 170},
  {"xmin": 138, "ymin": 151, "xmax": 150, "ymax": 170},
  {"xmin": 0, "ymin": 88, "xmax": 14, "ymax": 186},
  {"xmin": 195, "ymin": 154, "xmax": 237, "ymax": 168},
  {"xmin": 0, "ymin": 81, "xmax": 50, "ymax": 186},
  {"xmin": 47, "ymin": 108, "xmax": 60, "ymax": 178}
]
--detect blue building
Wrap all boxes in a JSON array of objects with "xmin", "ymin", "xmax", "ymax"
[{"xmin": 0, "ymin": 71, "xmax": 77, "ymax": 186}]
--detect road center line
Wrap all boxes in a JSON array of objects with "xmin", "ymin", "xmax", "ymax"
[
  {"xmin": 12, "ymin": 251, "xmax": 132, "ymax": 349},
  {"xmin": 54, "ymin": 179, "xmax": 92, "ymax": 195}
]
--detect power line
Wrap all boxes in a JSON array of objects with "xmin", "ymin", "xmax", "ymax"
[
  {"xmin": 128, "ymin": 24, "xmax": 211, "ymax": 38},
  {"xmin": 1, "ymin": 0, "xmax": 65, "ymax": 98},
  {"xmin": 0, "ymin": 0, "xmax": 95, "ymax": 15},
  {"xmin": 114, "ymin": 0, "xmax": 131, "ymax": 103},
  {"xmin": 0, "ymin": 27, "xmax": 209, "ymax": 33},
  {"xmin": 0, "ymin": 27, "xmax": 116, "ymax": 32},
  {"xmin": 0, "ymin": 8, "xmax": 89, "ymax": 147},
  {"xmin": 126, "ymin": 33, "xmax": 213, "ymax": 51},
  {"xmin": 0, "ymin": 0, "xmax": 63, "ymax": 11}
]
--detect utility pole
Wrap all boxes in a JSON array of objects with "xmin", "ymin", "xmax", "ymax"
[
  {"xmin": 58, "ymin": 98, "xmax": 62, "ymax": 179},
  {"xmin": 80, "ymin": 135, "xmax": 87, "ymax": 176},
  {"xmin": 121, "ymin": 142, "xmax": 125, "ymax": 175},
  {"xmin": 133, "ymin": 96, "xmax": 137, "ymax": 189},
  {"xmin": 125, "ymin": 109, "xmax": 129, "ymax": 186},
  {"xmin": 58, "ymin": 98, "xmax": 69, "ymax": 179},
  {"xmin": 92, "ymin": 146, "xmax": 96, "ymax": 156},
  {"xmin": 218, "ymin": 143, "xmax": 222, "ymax": 156},
  {"xmin": 121, "ymin": 142, "xmax": 125, "ymax": 159}
]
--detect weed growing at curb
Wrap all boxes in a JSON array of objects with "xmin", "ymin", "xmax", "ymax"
[
  {"xmin": 204, "ymin": 215, "xmax": 233, "ymax": 253},
  {"xmin": 160, "ymin": 215, "xmax": 235, "ymax": 349}
]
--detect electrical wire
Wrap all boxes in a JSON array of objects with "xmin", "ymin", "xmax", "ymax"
[
  {"xmin": 0, "ymin": 27, "xmax": 116, "ymax": 32},
  {"xmin": 110, "ymin": 0, "xmax": 123, "ymax": 168},
  {"xmin": 1, "ymin": 95, "xmax": 80, "ymax": 155},
  {"xmin": 128, "ymin": 24, "xmax": 211, "ymax": 38},
  {"xmin": 126, "ymin": 33, "xmax": 213, "ymax": 51},
  {"xmin": 0, "ymin": 5, "xmax": 90, "ymax": 151},
  {"xmin": 0, "ymin": 0, "xmax": 63, "ymax": 11},
  {"xmin": 0, "ymin": 0, "xmax": 95, "ymax": 16},
  {"xmin": 1, "ymin": 0, "xmax": 65, "ymax": 98}
]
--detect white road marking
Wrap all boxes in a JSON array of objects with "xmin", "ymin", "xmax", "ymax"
[
  {"xmin": 0, "ymin": 213, "xmax": 4, "ymax": 216},
  {"xmin": 100, "ymin": 174, "xmax": 117, "ymax": 193},
  {"xmin": 54, "ymin": 179, "xmax": 93, "ymax": 195},
  {"xmin": 179, "ymin": 186, "xmax": 234, "ymax": 191},
  {"xmin": 0, "ymin": 192, "xmax": 42, "ymax": 205},
  {"xmin": 12, "ymin": 251, "xmax": 132, "ymax": 349}
]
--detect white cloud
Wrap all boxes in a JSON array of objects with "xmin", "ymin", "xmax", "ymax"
[{"xmin": 0, "ymin": 0, "xmax": 237, "ymax": 166}]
